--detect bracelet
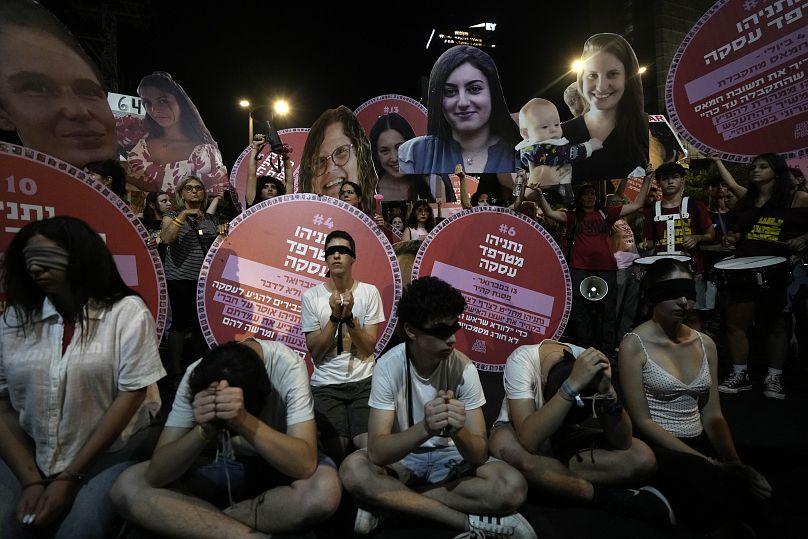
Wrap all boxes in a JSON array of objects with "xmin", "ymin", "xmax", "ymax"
[
  {"xmin": 559, "ymin": 381, "xmax": 585, "ymax": 407},
  {"xmin": 329, "ymin": 313, "xmax": 354, "ymax": 327},
  {"xmin": 171, "ymin": 218, "xmax": 184, "ymax": 228},
  {"xmin": 59, "ymin": 469, "xmax": 86, "ymax": 483},
  {"xmin": 195, "ymin": 424, "xmax": 213, "ymax": 443}
]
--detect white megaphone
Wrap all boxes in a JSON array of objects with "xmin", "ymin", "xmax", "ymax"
[{"xmin": 579, "ymin": 275, "xmax": 608, "ymax": 301}]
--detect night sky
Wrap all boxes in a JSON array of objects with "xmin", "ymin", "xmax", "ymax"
[{"xmin": 36, "ymin": 1, "xmax": 650, "ymax": 169}]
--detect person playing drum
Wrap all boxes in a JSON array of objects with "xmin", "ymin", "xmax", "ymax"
[
  {"xmin": 640, "ymin": 163, "xmax": 714, "ymax": 331},
  {"xmin": 711, "ymin": 153, "xmax": 808, "ymax": 400}
]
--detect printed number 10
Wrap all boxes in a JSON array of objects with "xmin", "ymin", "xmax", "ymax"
[{"xmin": 5, "ymin": 175, "xmax": 38, "ymax": 195}]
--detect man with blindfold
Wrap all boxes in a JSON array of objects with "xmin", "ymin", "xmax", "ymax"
[
  {"xmin": 300, "ymin": 230, "xmax": 384, "ymax": 465},
  {"xmin": 339, "ymin": 276, "xmax": 536, "ymax": 538}
]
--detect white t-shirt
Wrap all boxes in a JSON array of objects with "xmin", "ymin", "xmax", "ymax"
[
  {"xmin": 166, "ymin": 339, "xmax": 314, "ymax": 453},
  {"xmin": 370, "ymin": 343, "xmax": 485, "ymax": 449},
  {"xmin": 0, "ymin": 296, "xmax": 165, "ymax": 476},
  {"xmin": 495, "ymin": 341, "xmax": 586, "ymax": 424},
  {"xmin": 300, "ymin": 281, "xmax": 385, "ymax": 386}
]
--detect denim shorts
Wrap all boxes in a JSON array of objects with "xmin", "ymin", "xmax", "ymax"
[{"xmin": 381, "ymin": 446, "xmax": 497, "ymax": 486}]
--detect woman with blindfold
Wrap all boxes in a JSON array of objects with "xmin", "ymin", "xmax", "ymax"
[
  {"xmin": 618, "ymin": 258, "xmax": 771, "ymax": 535},
  {"xmin": 0, "ymin": 216, "xmax": 164, "ymax": 537}
]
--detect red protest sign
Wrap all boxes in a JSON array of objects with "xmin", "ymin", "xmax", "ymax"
[
  {"xmin": 666, "ymin": 0, "xmax": 808, "ymax": 161},
  {"xmin": 354, "ymin": 94, "xmax": 428, "ymax": 137},
  {"xmin": 412, "ymin": 207, "xmax": 572, "ymax": 372},
  {"xmin": 0, "ymin": 144, "xmax": 166, "ymax": 335}
]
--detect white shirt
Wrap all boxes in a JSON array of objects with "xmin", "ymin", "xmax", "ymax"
[
  {"xmin": 0, "ymin": 296, "xmax": 165, "ymax": 476},
  {"xmin": 300, "ymin": 282, "xmax": 385, "ymax": 386},
  {"xmin": 370, "ymin": 343, "xmax": 485, "ymax": 449},
  {"xmin": 166, "ymin": 339, "xmax": 314, "ymax": 454}
]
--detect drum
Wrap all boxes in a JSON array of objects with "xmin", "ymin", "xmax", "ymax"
[
  {"xmin": 713, "ymin": 255, "xmax": 791, "ymax": 290},
  {"xmin": 632, "ymin": 254, "xmax": 693, "ymax": 282}
]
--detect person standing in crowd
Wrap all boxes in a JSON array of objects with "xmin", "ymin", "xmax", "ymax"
[
  {"xmin": 339, "ymin": 276, "xmax": 536, "ymax": 538},
  {"xmin": 110, "ymin": 339, "xmax": 342, "ymax": 537},
  {"xmin": 369, "ymin": 113, "xmax": 432, "ymax": 201},
  {"xmin": 244, "ymin": 133, "xmax": 292, "ymax": 208},
  {"xmin": 140, "ymin": 190, "xmax": 171, "ymax": 261},
  {"xmin": 562, "ymin": 33, "xmax": 649, "ymax": 183},
  {"xmin": 710, "ymin": 154, "xmax": 808, "ymax": 399},
  {"xmin": 402, "ymin": 199, "xmax": 437, "ymax": 241},
  {"xmin": 619, "ymin": 258, "xmax": 771, "ymax": 535},
  {"xmin": 0, "ymin": 0, "xmax": 118, "ymax": 168},
  {"xmin": 84, "ymin": 159, "xmax": 129, "ymax": 202},
  {"xmin": 641, "ymin": 162, "xmax": 713, "ymax": 330},
  {"xmin": 298, "ymin": 105, "xmax": 378, "ymax": 212},
  {"xmin": 301, "ymin": 230, "xmax": 385, "ymax": 464},
  {"xmin": 160, "ymin": 175, "xmax": 227, "ymax": 376},
  {"xmin": 607, "ymin": 193, "xmax": 642, "ymax": 342},
  {"xmin": 399, "ymin": 45, "xmax": 521, "ymax": 175},
  {"xmin": 0, "ymin": 216, "xmax": 164, "ymax": 538},
  {"xmin": 488, "ymin": 340, "xmax": 675, "ymax": 528},
  {"xmin": 536, "ymin": 174, "xmax": 652, "ymax": 354},
  {"xmin": 127, "ymin": 71, "xmax": 229, "ymax": 195}
]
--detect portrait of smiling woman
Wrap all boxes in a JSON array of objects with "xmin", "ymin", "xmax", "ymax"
[
  {"xmin": 126, "ymin": 71, "xmax": 229, "ymax": 195},
  {"xmin": 398, "ymin": 45, "xmax": 520, "ymax": 175},
  {"xmin": 562, "ymin": 33, "xmax": 649, "ymax": 183},
  {"xmin": 0, "ymin": 0, "xmax": 118, "ymax": 168}
]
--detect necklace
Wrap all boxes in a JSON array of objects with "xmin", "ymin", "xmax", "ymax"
[{"xmin": 465, "ymin": 148, "xmax": 487, "ymax": 166}]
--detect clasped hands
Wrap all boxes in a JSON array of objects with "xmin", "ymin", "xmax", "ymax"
[
  {"xmin": 192, "ymin": 380, "xmax": 247, "ymax": 435},
  {"xmin": 329, "ymin": 289, "xmax": 354, "ymax": 321},
  {"xmin": 566, "ymin": 347, "xmax": 612, "ymax": 395},
  {"xmin": 424, "ymin": 389, "xmax": 466, "ymax": 438}
]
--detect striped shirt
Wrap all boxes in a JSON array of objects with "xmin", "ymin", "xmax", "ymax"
[{"xmin": 163, "ymin": 209, "xmax": 219, "ymax": 281}]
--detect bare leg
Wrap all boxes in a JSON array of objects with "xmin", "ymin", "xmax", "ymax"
[
  {"xmin": 567, "ymin": 437, "xmax": 656, "ymax": 485},
  {"xmin": 109, "ymin": 462, "xmax": 267, "ymax": 539},
  {"xmin": 726, "ymin": 302, "xmax": 755, "ymax": 366},
  {"xmin": 223, "ymin": 461, "xmax": 342, "ymax": 533},
  {"xmin": 352, "ymin": 432, "xmax": 368, "ymax": 449},
  {"xmin": 322, "ymin": 436, "xmax": 350, "ymax": 465}
]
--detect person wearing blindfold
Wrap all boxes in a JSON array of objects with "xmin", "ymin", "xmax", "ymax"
[
  {"xmin": 339, "ymin": 276, "xmax": 536, "ymax": 538},
  {"xmin": 619, "ymin": 258, "xmax": 772, "ymax": 535},
  {"xmin": 300, "ymin": 230, "xmax": 385, "ymax": 465}
]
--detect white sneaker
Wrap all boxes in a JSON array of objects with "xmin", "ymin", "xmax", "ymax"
[
  {"xmin": 354, "ymin": 507, "xmax": 382, "ymax": 535},
  {"xmin": 466, "ymin": 512, "xmax": 537, "ymax": 539}
]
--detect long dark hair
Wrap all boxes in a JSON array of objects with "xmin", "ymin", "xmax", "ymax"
[
  {"xmin": 426, "ymin": 45, "xmax": 519, "ymax": 146},
  {"xmin": 369, "ymin": 113, "xmax": 431, "ymax": 200},
  {"xmin": 3, "ymin": 216, "xmax": 137, "ymax": 333},
  {"xmin": 736, "ymin": 153, "xmax": 793, "ymax": 212},
  {"xmin": 137, "ymin": 71, "xmax": 215, "ymax": 144},
  {"xmin": 143, "ymin": 191, "xmax": 168, "ymax": 222},
  {"xmin": 577, "ymin": 33, "xmax": 648, "ymax": 169},
  {"xmin": 567, "ymin": 183, "xmax": 607, "ymax": 251},
  {"xmin": 407, "ymin": 199, "xmax": 436, "ymax": 231}
]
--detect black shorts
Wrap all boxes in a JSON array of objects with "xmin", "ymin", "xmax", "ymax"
[{"xmin": 312, "ymin": 377, "xmax": 372, "ymax": 440}]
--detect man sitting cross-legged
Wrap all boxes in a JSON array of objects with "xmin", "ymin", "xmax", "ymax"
[
  {"xmin": 339, "ymin": 276, "xmax": 537, "ymax": 538},
  {"xmin": 110, "ymin": 339, "xmax": 342, "ymax": 538},
  {"xmin": 488, "ymin": 340, "xmax": 676, "ymax": 528}
]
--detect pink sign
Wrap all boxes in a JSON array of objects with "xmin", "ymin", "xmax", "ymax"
[
  {"xmin": 412, "ymin": 207, "xmax": 571, "ymax": 372},
  {"xmin": 354, "ymin": 94, "xmax": 428, "ymax": 137},
  {"xmin": 666, "ymin": 0, "xmax": 808, "ymax": 161},
  {"xmin": 0, "ymin": 144, "xmax": 166, "ymax": 335},
  {"xmin": 229, "ymin": 128, "xmax": 310, "ymax": 209},
  {"xmin": 197, "ymin": 194, "xmax": 402, "ymax": 372}
]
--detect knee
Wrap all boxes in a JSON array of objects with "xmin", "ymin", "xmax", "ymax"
[
  {"xmin": 288, "ymin": 467, "xmax": 342, "ymax": 525},
  {"xmin": 626, "ymin": 439, "xmax": 658, "ymax": 479},
  {"xmin": 338, "ymin": 452, "xmax": 370, "ymax": 495},
  {"xmin": 108, "ymin": 462, "xmax": 147, "ymax": 518},
  {"xmin": 488, "ymin": 463, "xmax": 528, "ymax": 512}
]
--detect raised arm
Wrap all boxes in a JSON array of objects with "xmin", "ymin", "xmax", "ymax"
[
  {"xmin": 619, "ymin": 170, "xmax": 653, "ymax": 217},
  {"xmin": 709, "ymin": 156, "xmax": 747, "ymax": 199},
  {"xmin": 245, "ymin": 136, "xmax": 264, "ymax": 207},
  {"xmin": 534, "ymin": 187, "xmax": 567, "ymax": 223},
  {"xmin": 457, "ymin": 164, "xmax": 472, "ymax": 209}
]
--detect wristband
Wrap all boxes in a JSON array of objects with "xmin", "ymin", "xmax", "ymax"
[
  {"xmin": 171, "ymin": 218, "xmax": 184, "ymax": 228},
  {"xmin": 559, "ymin": 381, "xmax": 585, "ymax": 407},
  {"xmin": 195, "ymin": 424, "xmax": 213, "ymax": 443}
]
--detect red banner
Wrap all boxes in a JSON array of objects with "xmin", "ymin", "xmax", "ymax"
[
  {"xmin": 197, "ymin": 194, "xmax": 401, "ymax": 372},
  {"xmin": 0, "ymin": 144, "xmax": 166, "ymax": 335},
  {"xmin": 666, "ymin": 0, "xmax": 808, "ymax": 161},
  {"xmin": 412, "ymin": 207, "xmax": 571, "ymax": 372}
]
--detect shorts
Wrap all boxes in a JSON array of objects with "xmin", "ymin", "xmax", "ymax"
[
  {"xmin": 312, "ymin": 377, "xmax": 372, "ymax": 440},
  {"xmin": 364, "ymin": 445, "xmax": 497, "ymax": 486}
]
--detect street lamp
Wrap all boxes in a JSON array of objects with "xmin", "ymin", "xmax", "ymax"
[{"xmin": 238, "ymin": 98, "xmax": 292, "ymax": 145}]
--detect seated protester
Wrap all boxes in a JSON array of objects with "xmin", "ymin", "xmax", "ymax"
[
  {"xmin": 110, "ymin": 340, "xmax": 342, "ymax": 537},
  {"xmin": 619, "ymin": 258, "xmax": 771, "ymax": 535},
  {"xmin": 339, "ymin": 276, "xmax": 536, "ymax": 538},
  {"xmin": 488, "ymin": 341, "xmax": 675, "ymax": 528}
]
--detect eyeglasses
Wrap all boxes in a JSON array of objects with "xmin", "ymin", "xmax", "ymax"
[
  {"xmin": 415, "ymin": 321, "xmax": 462, "ymax": 340},
  {"xmin": 183, "ymin": 185, "xmax": 205, "ymax": 193},
  {"xmin": 312, "ymin": 144, "xmax": 353, "ymax": 177}
]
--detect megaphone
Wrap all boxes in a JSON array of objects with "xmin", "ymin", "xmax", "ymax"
[{"xmin": 580, "ymin": 275, "xmax": 608, "ymax": 301}]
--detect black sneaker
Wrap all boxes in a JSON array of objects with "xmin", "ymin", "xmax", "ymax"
[
  {"xmin": 718, "ymin": 370, "xmax": 752, "ymax": 394},
  {"xmin": 596, "ymin": 486, "xmax": 676, "ymax": 527}
]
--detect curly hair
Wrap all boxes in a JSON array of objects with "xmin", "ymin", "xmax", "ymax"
[{"xmin": 397, "ymin": 276, "xmax": 466, "ymax": 328}]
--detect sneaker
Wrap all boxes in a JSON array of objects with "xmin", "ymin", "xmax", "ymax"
[
  {"xmin": 718, "ymin": 370, "xmax": 752, "ymax": 394},
  {"xmin": 598, "ymin": 486, "xmax": 676, "ymax": 527},
  {"xmin": 465, "ymin": 512, "xmax": 537, "ymax": 539},
  {"xmin": 763, "ymin": 374, "xmax": 785, "ymax": 399},
  {"xmin": 354, "ymin": 507, "xmax": 383, "ymax": 535},
  {"xmin": 635, "ymin": 486, "xmax": 677, "ymax": 527}
]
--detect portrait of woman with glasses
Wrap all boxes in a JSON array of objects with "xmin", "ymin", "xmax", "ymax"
[
  {"xmin": 298, "ymin": 106, "xmax": 378, "ymax": 212},
  {"xmin": 398, "ymin": 45, "xmax": 520, "ymax": 176},
  {"xmin": 160, "ymin": 175, "xmax": 227, "ymax": 376}
]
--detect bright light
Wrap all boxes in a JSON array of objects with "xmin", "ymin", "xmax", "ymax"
[
  {"xmin": 273, "ymin": 100, "xmax": 290, "ymax": 116},
  {"xmin": 638, "ymin": 66, "xmax": 647, "ymax": 74},
  {"xmin": 238, "ymin": 99, "xmax": 251, "ymax": 108},
  {"xmin": 571, "ymin": 59, "xmax": 583, "ymax": 72}
]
